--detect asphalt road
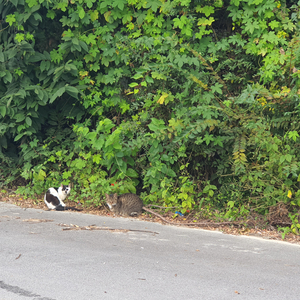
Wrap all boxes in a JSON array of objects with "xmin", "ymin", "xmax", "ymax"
[{"xmin": 1, "ymin": 201, "xmax": 300, "ymax": 300}]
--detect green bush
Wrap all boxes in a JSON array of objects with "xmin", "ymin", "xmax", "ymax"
[{"xmin": 0, "ymin": 0, "xmax": 300, "ymax": 232}]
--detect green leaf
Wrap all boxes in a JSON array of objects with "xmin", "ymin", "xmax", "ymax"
[
  {"xmin": 6, "ymin": 14, "xmax": 16, "ymax": 26},
  {"xmin": 93, "ymin": 138, "xmax": 105, "ymax": 150},
  {"xmin": 15, "ymin": 113, "xmax": 25, "ymax": 122},
  {"xmin": 116, "ymin": 151, "xmax": 124, "ymax": 157},
  {"xmin": 162, "ymin": 165, "xmax": 176, "ymax": 177},
  {"xmin": 29, "ymin": 52, "xmax": 46, "ymax": 63},
  {"xmin": 32, "ymin": 11, "xmax": 42, "ymax": 22},
  {"xmin": 145, "ymin": 75, "xmax": 154, "ymax": 83},
  {"xmin": 174, "ymin": 54, "xmax": 188, "ymax": 68},
  {"xmin": 269, "ymin": 20, "xmax": 279, "ymax": 29},
  {"xmin": 93, "ymin": 154, "xmax": 102, "ymax": 164},
  {"xmin": 151, "ymin": 71, "xmax": 166, "ymax": 80},
  {"xmin": 40, "ymin": 60, "xmax": 50, "ymax": 72},
  {"xmin": 65, "ymin": 86, "xmax": 79, "ymax": 99},
  {"xmin": 37, "ymin": 169, "xmax": 46, "ymax": 181},
  {"xmin": 203, "ymin": 132, "xmax": 214, "ymax": 145},
  {"xmin": 78, "ymin": 7, "xmax": 85, "ymax": 19},
  {"xmin": 10, "ymin": 0, "xmax": 18, "ymax": 7},
  {"xmin": 120, "ymin": 101, "xmax": 130, "ymax": 113},
  {"xmin": 227, "ymin": 201, "xmax": 235, "ymax": 208},
  {"xmin": 132, "ymin": 73, "xmax": 144, "ymax": 80},
  {"xmin": 148, "ymin": 118, "xmax": 166, "ymax": 132},
  {"xmin": 49, "ymin": 87, "xmax": 66, "ymax": 103},
  {"xmin": 173, "ymin": 16, "xmax": 187, "ymax": 29},
  {"xmin": 0, "ymin": 106, "xmax": 6, "ymax": 118},
  {"xmin": 287, "ymin": 131, "xmax": 299, "ymax": 142},
  {"xmin": 146, "ymin": 0, "xmax": 161, "ymax": 11},
  {"xmin": 14, "ymin": 133, "xmax": 25, "ymax": 141},
  {"xmin": 200, "ymin": 6, "xmax": 215, "ymax": 17},
  {"xmin": 285, "ymin": 154, "xmax": 293, "ymax": 163},
  {"xmin": 244, "ymin": 19, "xmax": 260, "ymax": 34},
  {"xmin": 179, "ymin": 0, "xmax": 191, "ymax": 6},
  {"xmin": 127, "ymin": 168, "xmax": 139, "ymax": 178},
  {"xmin": 62, "ymin": 171, "xmax": 72, "ymax": 179},
  {"xmin": 152, "ymin": 140, "xmax": 158, "ymax": 148},
  {"xmin": 182, "ymin": 25, "xmax": 193, "ymax": 37},
  {"xmin": 4, "ymin": 71, "xmax": 12, "ymax": 83},
  {"xmin": 50, "ymin": 49, "xmax": 63, "ymax": 64},
  {"xmin": 86, "ymin": 132, "xmax": 97, "ymax": 140},
  {"xmin": 114, "ymin": 0, "xmax": 126, "ymax": 10},
  {"xmin": 264, "ymin": 10, "xmax": 274, "ymax": 18},
  {"xmin": 72, "ymin": 158, "xmax": 86, "ymax": 169},
  {"xmin": 129, "ymin": 82, "xmax": 139, "ymax": 87},
  {"xmin": 8, "ymin": 47, "xmax": 18, "ymax": 59},
  {"xmin": 79, "ymin": 41, "xmax": 89, "ymax": 52},
  {"xmin": 26, "ymin": 0, "xmax": 38, "ymax": 8},
  {"xmin": 47, "ymin": 10, "xmax": 56, "ymax": 19},
  {"xmin": 211, "ymin": 83, "xmax": 223, "ymax": 94},
  {"xmin": 25, "ymin": 117, "xmax": 32, "ymax": 126},
  {"xmin": 252, "ymin": 0, "xmax": 264, "ymax": 5},
  {"xmin": 116, "ymin": 158, "xmax": 127, "ymax": 174}
]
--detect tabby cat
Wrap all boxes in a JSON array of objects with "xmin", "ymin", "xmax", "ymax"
[{"xmin": 105, "ymin": 193, "xmax": 170, "ymax": 223}]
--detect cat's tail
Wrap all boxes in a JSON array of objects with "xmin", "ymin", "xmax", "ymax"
[
  {"xmin": 65, "ymin": 206, "xmax": 83, "ymax": 211},
  {"xmin": 55, "ymin": 205, "xmax": 82, "ymax": 211}
]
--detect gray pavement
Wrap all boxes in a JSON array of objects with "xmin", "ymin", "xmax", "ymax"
[{"xmin": 0, "ymin": 201, "xmax": 300, "ymax": 300}]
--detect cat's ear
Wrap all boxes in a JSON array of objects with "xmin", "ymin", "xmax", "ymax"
[
  {"xmin": 60, "ymin": 183, "xmax": 63, "ymax": 188},
  {"xmin": 105, "ymin": 193, "xmax": 109, "ymax": 197}
]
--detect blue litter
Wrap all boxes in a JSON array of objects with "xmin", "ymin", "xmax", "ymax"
[{"xmin": 175, "ymin": 211, "xmax": 184, "ymax": 217}]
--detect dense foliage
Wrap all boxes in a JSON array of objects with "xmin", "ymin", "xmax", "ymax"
[{"xmin": 1, "ymin": 0, "xmax": 300, "ymax": 233}]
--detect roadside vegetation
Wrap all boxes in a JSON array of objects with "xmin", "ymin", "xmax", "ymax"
[{"xmin": 1, "ymin": 0, "xmax": 300, "ymax": 236}]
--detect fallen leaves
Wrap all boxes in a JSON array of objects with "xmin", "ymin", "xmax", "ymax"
[{"xmin": 2, "ymin": 190, "xmax": 300, "ymax": 245}]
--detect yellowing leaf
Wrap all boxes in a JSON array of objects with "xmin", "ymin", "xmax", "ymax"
[
  {"xmin": 190, "ymin": 75, "xmax": 208, "ymax": 90},
  {"xmin": 157, "ymin": 92, "xmax": 169, "ymax": 104},
  {"xmin": 197, "ymin": 17, "xmax": 214, "ymax": 26},
  {"xmin": 79, "ymin": 71, "xmax": 89, "ymax": 79},
  {"xmin": 89, "ymin": 10, "xmax": 99, "ymax": 22},
  {"xmin": 281, "ymin": 86, "xmax": 291, "ymax": 95},
  {"xmin": 287, "ymin": 190, "xmax": 292, "ymax": 198},
  {"xmin": 104, "ymin": 11, "xmax": 111, "ymax": 22}
]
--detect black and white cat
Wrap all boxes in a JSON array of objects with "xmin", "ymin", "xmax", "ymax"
[{"xmin": 44, "ymin": 184, "xmax": 71, "ymax": 211}]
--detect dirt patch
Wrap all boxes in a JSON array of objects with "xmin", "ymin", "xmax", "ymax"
[{"xmin": 1, "ymin": 190, "xmax": 300, "ymax": 245}]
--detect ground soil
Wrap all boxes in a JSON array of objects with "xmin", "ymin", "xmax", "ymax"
[{"xmin": 1, "ymin": 189, "xmax": 300, "ymax": 245}]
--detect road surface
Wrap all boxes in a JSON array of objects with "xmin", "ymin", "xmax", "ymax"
[{"xmin": 1, "ymin": 202, "xmax": 300, "ymax": 300}]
